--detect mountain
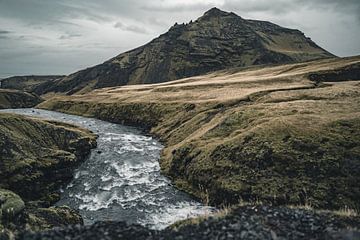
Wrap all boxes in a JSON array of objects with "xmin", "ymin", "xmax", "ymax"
[{"xmin": 35, "ymin": 8, "xmax": 334, "ymax": 95}]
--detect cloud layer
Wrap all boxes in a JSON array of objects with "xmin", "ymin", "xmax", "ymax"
[{"xmin": 0, "ymin": 0, "xmax": 359, "ymax": 78}]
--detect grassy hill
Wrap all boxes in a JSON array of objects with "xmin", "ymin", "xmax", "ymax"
[{"xmin": 38, "ymin": 55, "xmax": 360, "ymax": 211}]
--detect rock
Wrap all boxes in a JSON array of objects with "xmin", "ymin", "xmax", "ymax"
[
  {"xmin": 0, "ymin": 189, "xmax": 25, "ymax": 223},
  {"xmin": 24, "ymin": 206, "xmax": 83, "ymax": 232}
]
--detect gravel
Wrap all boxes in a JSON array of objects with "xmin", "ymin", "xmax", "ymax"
[{"xmin": 18, "ymin": 205, "xmax": 360, "ymax": 240}]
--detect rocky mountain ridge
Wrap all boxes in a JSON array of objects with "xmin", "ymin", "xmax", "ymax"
[{"xmin": 34, "ymin": 8, "xmax": 334, "ymax": 95}]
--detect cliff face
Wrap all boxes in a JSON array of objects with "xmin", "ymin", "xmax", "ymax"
[
  {"xmin": 0, "ymin": 113, "xmax": 97, "ymax": 203},
  {"xmin": 35, "ymin": 8, "xmax": 334, "ymax": 95},
  {"xmin": 0, "ymin": 89, "xmax": 43, "ymax": 109}
]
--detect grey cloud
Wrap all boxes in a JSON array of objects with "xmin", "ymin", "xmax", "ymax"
[
  {"xmin": 0, "ymin": 0, "xmax": 358, "ymax": 77},
  {"xmin": 114, "ymin": 22, "xmax": 147, "ymax": 34},
  {"xmin": 222, "ymin": 0, "xmax": 360, "ymax": 17},
  {"xmin": 59, "ymin": 33, "xmax": 83, "ymax": 40},
  {"xmin": 141, "ymin": 2, "xmax": 215, "ymax": 12},
  {"xmin": 0, "ymin": 30, "xmax": 12, "ymax": 39},
  {"xmin": 0, "ymin": 30, "xmax": 11, "ymax": 34}
]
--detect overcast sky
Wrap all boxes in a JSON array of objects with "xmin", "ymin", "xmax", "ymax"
[{"xmin": 0, "ymin": 0, "xmax": 359, "ymax": 78}]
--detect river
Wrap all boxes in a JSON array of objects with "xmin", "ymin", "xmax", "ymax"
[{"xmin": 1, "ymin": 108, "xmax": 213, "ymax": 229}]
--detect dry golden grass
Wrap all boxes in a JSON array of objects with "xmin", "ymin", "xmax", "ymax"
[{"xmin": 41, "ymin": 56, "xmax": 359, "ymax": 105}]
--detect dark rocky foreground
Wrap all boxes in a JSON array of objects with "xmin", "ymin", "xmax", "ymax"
[{"xmin": 19, "ymin": 205, "xmax": 360, "ymax": 240}]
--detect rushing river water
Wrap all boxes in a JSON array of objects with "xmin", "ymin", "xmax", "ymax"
[{"xmin": 1, "ymin": 108, "xmax": 213, "ymax": 229}]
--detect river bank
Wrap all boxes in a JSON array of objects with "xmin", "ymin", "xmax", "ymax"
[{"xmin": 0, "ymin": 112, "xmax": 97, "ymax": 238}]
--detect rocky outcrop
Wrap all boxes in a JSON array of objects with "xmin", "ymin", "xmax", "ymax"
[
  {"xmin": 19, "ymin": 205, "xmax": 360, "ymax": 240},
  {"xmin": 0, "ymin": 188, "xmax": 83, "ymax": 239},
  {"xmin": 0, "ymin": 113, "xmax": 97, "ymax": 203},
  {"xmin": 0, "ymin": 113, "xmax": 97, "ymax": 238},
  {"xmin": 34, "ymin": 8, "xmax": 334, "ymax": 95},
  {"xmin": 38, "ymin": 56, "xmax": 360, "ymax": 211},
  {"xmin": 0, "ymin": 89, "xmax": 42, "ymax": 109}
]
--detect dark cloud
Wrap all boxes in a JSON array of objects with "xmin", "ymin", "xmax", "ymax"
[
  {"xmin": 221, "ymin": 0, "xmax": 360, "ymax": 17},
  {"xmin": 0, "ymin": 0, "xmax": 359, "ymax": 77},
  {"xmin": 0, "ymin": 30, "xmax": 11, "ymax": 39},
  {"xmin": 0, "ymin": 30, "xmax": 11, "ymax": 34},
  {"xmin": 59, "ymin": 33, "xmax": 83, "ymax": 40}
]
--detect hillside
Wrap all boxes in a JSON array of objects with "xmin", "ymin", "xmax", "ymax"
[
  {"xmin": 38, "ymin": 55, "xmax": 360, "ymax": 210},
  {"xmin": 0, "ymin": 89, "xmax": 43, "ymax": 109},
  {"xmin": 0, "ymin": 75, "xmax": 64, "ymax": 93},
  {"xmin": 35, "ymin": 8, "xmax": 334, "ymax": 95}
]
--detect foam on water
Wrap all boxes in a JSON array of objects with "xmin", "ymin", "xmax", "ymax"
[{"xmin": 1, "ymin": 108, "xmax": 214, "ymax": 229}]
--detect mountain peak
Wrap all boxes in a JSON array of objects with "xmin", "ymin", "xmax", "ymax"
[{"xmin": 203, "ymin": 7, "xmax": 228, "ymax": 17}]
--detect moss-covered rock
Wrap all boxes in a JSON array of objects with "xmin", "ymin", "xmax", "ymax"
[
  {"xmin": 0, "ymin": 189, "xmax": 25, "ymax": 224},
  {"xmin": 0, "ymin": 193, "xmax": 83, "ymax": 239}
]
